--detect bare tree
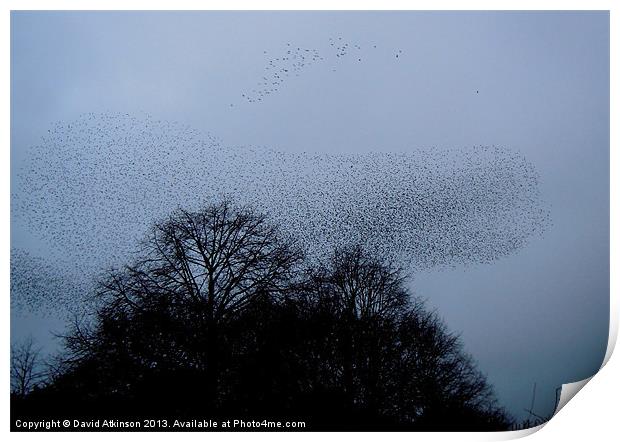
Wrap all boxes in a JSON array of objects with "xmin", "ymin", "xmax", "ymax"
[
  {"xmin": 101, "ymin": 201, "xmax": 302, "ymax": 316},
  {"xmin": 93, "ymin": 200, "xmax": 303, "ymax": 403},
  {"xmin": 304, "ymin": 245, "xmax": 408, "ymax": 408},
  {"xmin": 325, "ymin": 245, "xmax": 408, "ymax": 320},
  {"xmin": 26, "ymin": 236, "xmax": 510, "ymax": 428},
  {"xmin": 11, "ymin": 336, "xmax": 43, "ymax": 397}
]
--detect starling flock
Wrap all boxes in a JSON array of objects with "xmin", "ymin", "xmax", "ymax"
[
  {"xmin": 238, "ymin": 37, "xmax": 403, "ymax": 105},
  {"xmin": 10, "ymin": 249, "xmax": 82, "ymax": 316},
  {"xmin": 11, "ymin": 112, "xmax": 549, "ymax": 318},
  {"xmin": 241, "ymin": 44, "xmax": 323, "ymax": 104}
]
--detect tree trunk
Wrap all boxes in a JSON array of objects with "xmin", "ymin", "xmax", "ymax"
[{"xmin": 204, "ymin": 277, "xmax": 218, "ymax": 411}]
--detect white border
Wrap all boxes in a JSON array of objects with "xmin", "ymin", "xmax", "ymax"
[{"xmin": 2, "ymin": 1, "xmax": 616, "ymax": 441}]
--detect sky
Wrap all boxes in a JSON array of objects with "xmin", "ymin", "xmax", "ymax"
[{"xmin": 10, "ymin": 11, "xmax": 609, "ymax": 421}]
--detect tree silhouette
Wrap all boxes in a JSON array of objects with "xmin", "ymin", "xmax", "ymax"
[
  {"xmin": 11, "ymin": 202, "xmax": 512, "ymax": 431},
  {"xmin": 11, "ymin": 336, "xmax": 43, "ymax": 398},
  {"xmin": 284, "ymin": 245, "xmax": 510, "ymax": 429},
  {"xmin": 301, "ymin": 245, "xmax": 408, "ymax": 415},
  {"xmin": 73, "ymin": 201, "xmax": 302, "ymax": 407}
]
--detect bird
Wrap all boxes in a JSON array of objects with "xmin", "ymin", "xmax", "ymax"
[
  {"xmin": 12, "ymin": 111, "xmax": 550, "ymax": 321},
  {"xmin": 237, "ymin": 38, "xmax": 417, "ymax": 103}
]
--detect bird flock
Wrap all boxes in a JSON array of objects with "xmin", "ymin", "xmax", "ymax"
[
  {"xmin": 238, "ymin": 37, "xmax": 403, "ymax": 105},
  {"xmin": 10, "ymin": 249, "xmax": 84, "ymax": 316},
  {"xmin": 11, "ymin": 112, "xmax": 549, "ymax": 318},
  {"xmin": 240, "ymin": 44, "xmax": 323, "ymax": 104}
]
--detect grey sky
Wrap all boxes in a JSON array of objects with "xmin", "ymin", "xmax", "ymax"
[{"xmin": 10, "ymin": 11, "xmax": 609, "ymax": 421}]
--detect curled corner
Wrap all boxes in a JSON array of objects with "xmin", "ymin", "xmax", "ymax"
[
  {"xmin": 498, "ymin": 377, "xmax": 595, "ymax": 440},
  {"xmin": 507, "ymin": 314, "xmax": 615, "ymax": 439},
  {"xmin": 501, "ymin": 422, "xmax": 547, "ymax": 440},
  {"xmin": 549, "ymin": 288, "xmax": 619, "ymax": 416},
  {"xmin": 553, "ymin": 376, "xmax": 594, "ymax": 416},
  {"xmin": 601, "ymin": 296, "xmax": 618, "ymax": 367}
]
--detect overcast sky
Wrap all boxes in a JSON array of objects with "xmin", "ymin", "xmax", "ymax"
[{"xmin": 10, "ymin": 11, "xmax": 609, "ymax": 421}]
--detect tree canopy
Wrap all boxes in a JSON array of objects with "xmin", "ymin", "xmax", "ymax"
[{"xmin": 12, "ymin": 201, "xmax": 512, "ymax": 431}]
